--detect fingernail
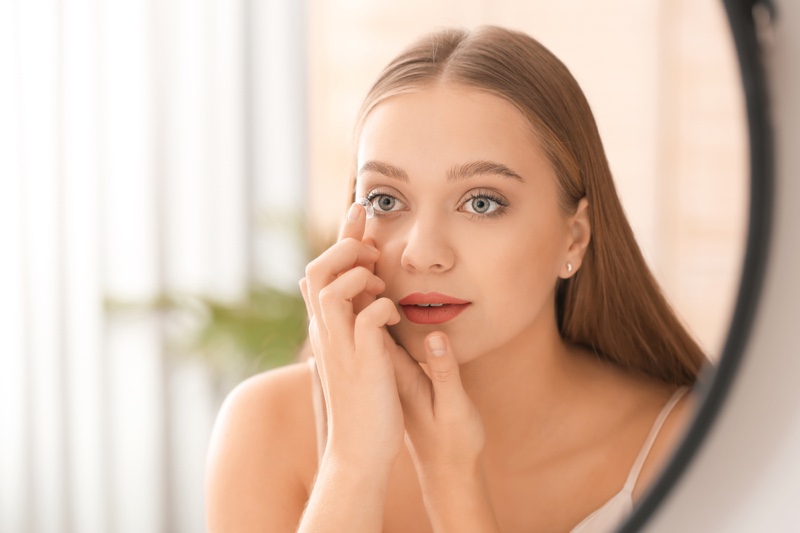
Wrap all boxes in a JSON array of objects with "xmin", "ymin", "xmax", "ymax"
[
  {"xmin": 347, "ymin": 202, "xmax": 362, "ymax": 222},
  {"xmin": 427, "ymin": 335, "xmax": 446, "ymax": 356}
]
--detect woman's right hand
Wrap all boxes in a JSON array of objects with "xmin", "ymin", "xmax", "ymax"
[{"xmin": 299, "ymin": 201, "xmax": 406, "ymax": 470}]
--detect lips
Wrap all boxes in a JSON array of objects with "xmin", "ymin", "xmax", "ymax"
[
  {"xmin": 398, "ymin": 292, "xmax": 471, "ymax": 325},
  {"xmin": 398, "ymin": 292, "xmax": 470, "ymax": 305}
]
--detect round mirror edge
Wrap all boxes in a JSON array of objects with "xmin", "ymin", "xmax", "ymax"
[{"xmin": 617, "ymin": 0, "xmax": 776, "ymax": 531}]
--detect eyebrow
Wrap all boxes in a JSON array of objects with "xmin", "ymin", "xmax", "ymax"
[
  {"xmin": 448, "ymin": 160, "xmax": 525, "ymax": 182},
  {"xmin": 358, "ymin": 160, "xmax": 525, "ymax": 183},
  {"xmin": 359, "ymin": 160, "xmax": 410, "ymax": 182}
]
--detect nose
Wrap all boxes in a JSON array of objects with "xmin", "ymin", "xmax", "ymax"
[{"xmin": 400, "ymin": 213, "xmax": 455, "ymax": 274}]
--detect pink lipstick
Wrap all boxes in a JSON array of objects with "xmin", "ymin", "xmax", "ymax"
[{"xmin": 398, "ymin": 292, "xmax": 471, "ymax": 325}]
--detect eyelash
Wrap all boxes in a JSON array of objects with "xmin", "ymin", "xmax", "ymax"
[{"xmin": 364, "ymin": 189, "xmax": 510, "ymax": 220}]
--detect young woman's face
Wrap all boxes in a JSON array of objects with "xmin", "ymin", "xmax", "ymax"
[{"xmin": 356, "ymin": 84, "xmax": 576, "ymax": 364}]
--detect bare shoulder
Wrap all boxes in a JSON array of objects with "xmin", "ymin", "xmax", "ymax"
[
  {"xmin": 205, "ymin": 362, "xmax": 318, "ymax": 533},
  {"xmin": 570, "ymin": 347, "xmax": 700, "ymax": 502},
  {"xmin": 631, "ymin": 383, "xmax": 698, "ymax": 501}
]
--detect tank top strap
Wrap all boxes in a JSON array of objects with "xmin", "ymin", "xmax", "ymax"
[
  {"xmin": 307, "ymin": 357, "xmax": 328, "ymax": 465},
  {"xmin": 622, "ymin": 386, "xmax": 689, "ymax": 493}
]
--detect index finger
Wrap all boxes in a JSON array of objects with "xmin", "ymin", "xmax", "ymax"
[{"xmin": 339, "ymin": 202, "xmax": 366, "ymax": 242}]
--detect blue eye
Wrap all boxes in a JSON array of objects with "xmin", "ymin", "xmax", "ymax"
[
  {"xmin": 469, "ymin": 197, "xmax": 492, "ymax": 214},
  {"xmin": 461, "ymin": 192, "xmax": 509, "ymax": 218},
  {"xmin": 366, "ymin": 192, "xmax": 405, "ymax": 214},
  {"xmin": 364, "ymin": 189, "xmax": 509, "ymax": 219}
]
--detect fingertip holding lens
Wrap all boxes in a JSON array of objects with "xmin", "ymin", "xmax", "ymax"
[
  {"xmin": 347, "ymin": 202, "xmax": 361, "ymax": 222},
  {"xmin": 356, "ymin": 197, "xmax": 375, "ymax": 219}
]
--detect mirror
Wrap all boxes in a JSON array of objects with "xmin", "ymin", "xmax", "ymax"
[{"xmin": 300, "ymin": 0, "xmax": 748, "ymax": 531}]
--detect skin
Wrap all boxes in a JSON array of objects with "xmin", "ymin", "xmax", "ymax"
[{"xmin": 204, "ymin": 84, "xmax": 696, "ymax": 532}]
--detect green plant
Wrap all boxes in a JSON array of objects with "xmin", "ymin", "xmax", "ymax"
[
  {"xmin": 104, "ymin": 285, "xmax": 310, "ymax": 387},
  {"xmin": 103, "ymin": 208, "xmax": 336, "ymax": 385},
  {"xmin": 187, "ymin": 286, "xmax": 309, "ymax": 376}
]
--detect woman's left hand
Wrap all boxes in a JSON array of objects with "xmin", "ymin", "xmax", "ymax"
[{"xmin": 390, "ymin": 332, "xmax": 501, "ymax": 532}]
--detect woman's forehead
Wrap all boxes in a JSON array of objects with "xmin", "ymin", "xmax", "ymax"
[
  {"xmin": 360, "ymin": 85, "xmax": 533, "ymax": 141},
  {"xmin": 356, "ymin": 85, "xmax": 549, "ymax": 184}
]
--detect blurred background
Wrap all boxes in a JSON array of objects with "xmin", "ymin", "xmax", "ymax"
[{"xmin": 0, "ymin": 1, "xmax": 745, "ymax": 532}]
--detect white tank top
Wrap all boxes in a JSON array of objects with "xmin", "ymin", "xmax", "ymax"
[
  {"xmin": 308, "ymin": 358, "xmax": 689, "ymax": 533},
  {"xmin": 569, "ymin": 386, "xmax": 689, "ymax": 532}
]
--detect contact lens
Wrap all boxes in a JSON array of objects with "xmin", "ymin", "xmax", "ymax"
[{"xmin": 356, "ymin": 197, "xmax": 374, "ymax": 219}]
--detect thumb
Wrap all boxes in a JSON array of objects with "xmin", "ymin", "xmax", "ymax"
[{"xmin": 424, "ymin": 333, "xmax": 468, "ymax": 415}]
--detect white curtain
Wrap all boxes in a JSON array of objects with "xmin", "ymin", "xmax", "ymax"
[{"xmin": 0, "ymin": 0, "xmax": 307, "ymax": 532}]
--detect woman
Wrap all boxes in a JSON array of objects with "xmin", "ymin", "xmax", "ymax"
[{"xmin": 205, "ymin": 26, "xmax": 708, "ymax": 533}]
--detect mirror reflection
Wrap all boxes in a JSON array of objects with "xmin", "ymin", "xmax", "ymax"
[
  {"xmin": 306, "ymin": 2, "xmax": 747, "ymax": 360},
  {"xmin": 0, "ymin": 1, "xmax": 745, "ymax": 533},
  {"xmin": 208, "ymin": 2, "xmax": 745, "ymax": 531}
]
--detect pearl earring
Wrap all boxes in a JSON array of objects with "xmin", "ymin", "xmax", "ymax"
[{"xmin": 566, "ymin": 262, "xmax": 573, "ymax": 273}]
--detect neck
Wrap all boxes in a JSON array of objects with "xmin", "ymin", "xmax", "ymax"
[{"xmin": 458, "ymin": 316, "xmax": 585, "ymax": 466}]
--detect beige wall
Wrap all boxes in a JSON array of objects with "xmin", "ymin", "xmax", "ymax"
[{"xmin": 306, "ymin": 0, "xmax": 746, "ymax": 359}]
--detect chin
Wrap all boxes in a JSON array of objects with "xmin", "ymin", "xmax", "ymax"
[
  {"xmin": 387, "ymin": 323, "xmax": 479, "ymax": 365},
  {"xmin": 387, "ymin": 324, "xmax": 427, "ymax": 362}
]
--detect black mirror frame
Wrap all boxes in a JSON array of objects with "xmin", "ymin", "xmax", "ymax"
[{"xmin": 618, "ymin": 0, "xmax": 775, "ymax": 531}]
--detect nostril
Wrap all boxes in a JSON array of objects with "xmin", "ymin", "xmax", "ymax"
[{"xmin": 399, "ymin": 225, "xmax": 455, "ymax": 273}]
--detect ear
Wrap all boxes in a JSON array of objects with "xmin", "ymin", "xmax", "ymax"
[{"xmin": 560, "ymin": 197, "xmax": 591, "ymax": 279}]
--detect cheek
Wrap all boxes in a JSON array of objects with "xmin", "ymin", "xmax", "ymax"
[
  {"xmin": 366, "ymin": 216, "xmax": 564, "ymax": 293},
  {"xmin": 365, "ymin": 231, "xmax": 402, "ymax": 281},
  {"xmin": 362, "ymin": 220, "xmax": 394, "ymax": 248},
  {"xmin": 468, "ymin": 231, "xmax": 560, "ymax": 306}
]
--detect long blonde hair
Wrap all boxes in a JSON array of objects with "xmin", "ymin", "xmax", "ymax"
[{"xmin": 349, "ymin": 25, "xmax": 708, "ymax": 386}]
